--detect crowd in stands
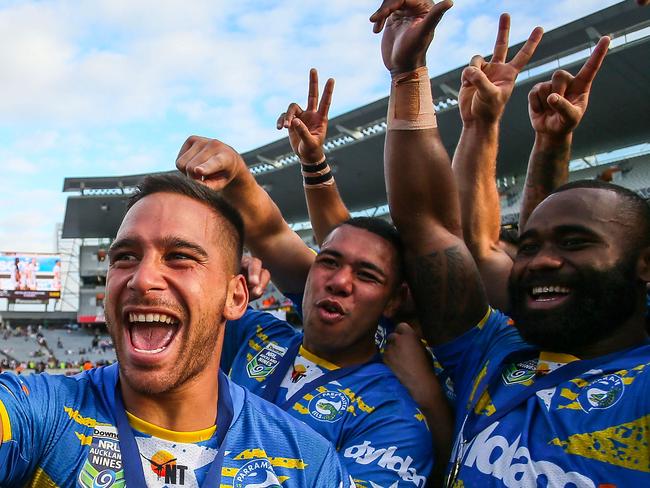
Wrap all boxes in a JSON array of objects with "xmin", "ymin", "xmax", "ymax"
[
  {"xmin": 1, "ymin": 1, "xmax": 649, "ymax": 487},
  {"xmin": 0, "ymin": 322, "xmax": 115, "ymax": 375}
]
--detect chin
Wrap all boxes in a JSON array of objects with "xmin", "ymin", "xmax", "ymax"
[{"xmin": 119, "ymin": 362, "xmax": 185, "ymax": 396}]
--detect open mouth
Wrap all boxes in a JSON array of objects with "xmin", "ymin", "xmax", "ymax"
[
  {"xmin": 528, "ymin": 285, "xmax": 571, "ymax": 305},
  {"xmin": 127, "ymin": 312, "xmax": 180, "ymax": 354},
  {"xmin": 315, "ymin": 299, "xmax": 346, "ymax": 323}
]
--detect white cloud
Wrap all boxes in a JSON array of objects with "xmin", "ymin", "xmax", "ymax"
[{"xmin": 0, "ymin": 0, "xmax": 629, "ymax": 254}]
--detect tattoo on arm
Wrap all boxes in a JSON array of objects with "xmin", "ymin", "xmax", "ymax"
[{"xmin": 410, "ymin": 245, "xmax": 488, "ymax": 345}]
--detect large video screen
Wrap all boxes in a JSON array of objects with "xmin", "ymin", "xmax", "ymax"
[{"xmin": 0, "ymin": 252, "xmax": 62, "ymax": 300}]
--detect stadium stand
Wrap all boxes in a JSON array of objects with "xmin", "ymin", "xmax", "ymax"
[{"xmin": 50, "ymin": 1, "xmax": 649, "ymax": 369}]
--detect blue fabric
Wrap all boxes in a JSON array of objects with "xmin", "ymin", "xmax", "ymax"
[
  {"xmin": 433, "ymin": 308, "xmax": 650, "ymax": 487},
  {"xmin": 0, "ymin": 364, "xmax": 352, "ymax": 487},
  {"xmin": 225, "ymin": 307, "xmax": 433, "ymax": 487}
]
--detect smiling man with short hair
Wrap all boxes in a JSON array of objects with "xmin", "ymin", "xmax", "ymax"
[{"xmin": 0, "ymin": 173, "xmax": 353, "ymax": 488}]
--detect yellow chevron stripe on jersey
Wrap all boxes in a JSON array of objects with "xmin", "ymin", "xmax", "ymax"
[
  {"xmin": 63, "ymin": 406, "xmax": 97, "ymax": 428},
  {"xmin": 26, "ymin": 467, "xmax": 59, "ymax": 487},
  {"xmin": 0, "ymin": 399, "xmax": 11, "ymax": 442},
  {"xmin": 550, "ymin": 414, "xmax": 650, "ymax": 472}
]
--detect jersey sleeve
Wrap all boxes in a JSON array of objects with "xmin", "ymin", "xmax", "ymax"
[
  {"xmin": 431, "ymin": 308, "xmax": 523, "ymax": 406},
  {"xmin": 0, "ymin": 372, "xmax": 53, "ymax": 485},
  {"xmin": 222, "ymin": 307, "xmax": 267, "ymax": 372},
  {"xmin": 312, "ymin": 443, "xmax": 357, "ymax": 488},
  {"xmin": 340, "ymin": 399, "xmax": 433, "ymax": 487}
]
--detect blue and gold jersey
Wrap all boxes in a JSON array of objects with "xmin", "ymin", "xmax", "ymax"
[
  {"xmin": 433, "ymin": 308, "xmax": 650, "ymax": 487},
  {"xmin": 223, "ymin": 307, "xmax": 433, "ymax": 488},
  {"xmin": 0, "ymin": 364, "xmax": 353, "ymax": 487}
]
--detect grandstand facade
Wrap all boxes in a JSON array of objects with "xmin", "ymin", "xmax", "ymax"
[{"xmin": 59, "ymin": 0, "xmax": 649, "ymax": 325}]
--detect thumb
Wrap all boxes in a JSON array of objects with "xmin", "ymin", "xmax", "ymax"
[
  {"xmin": 292, "ymin": 118, "xmax": 316, "ymax": 144},
  {"xmin": 463, "ymin": 66, "xmax": 498, "ymax": 99},
  {"xmin": 421, "ymin": 0, "xmax": 454, "ymax": 34},
  {"xmin": 547, "ymin": 93, "xmax": 580, "ymax": 125},
  {"xmin": 394, "ymin": 322, "xmax": 413, "ymax": 335}
]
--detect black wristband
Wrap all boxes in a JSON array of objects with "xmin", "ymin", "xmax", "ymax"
[
  {"xmin": 303, "ymin": 172, "xmax": 334, "ymax": 186},
  {"xmin": 301, "ymin": 160, "xmax": 328, "ymax": 173}
]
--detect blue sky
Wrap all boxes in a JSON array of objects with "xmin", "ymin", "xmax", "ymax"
[{"xmin": 0, "ymin": 0, "xmax": 623, "ymax": 252}]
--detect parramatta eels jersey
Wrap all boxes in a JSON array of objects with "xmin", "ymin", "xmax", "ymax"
[
  {"xmin": 222, "ymin": 307, "xmax": 433, "ymax": 488},
  {"xmin": 0, "ymin": 363, "xmax": 353, "ymax": 488},
  {"xmin": 433, "ymin": 308, "xmax": 650, "ymax": 487}
]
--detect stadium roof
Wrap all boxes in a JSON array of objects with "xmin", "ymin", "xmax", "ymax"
[{"xmin": 62, "ymin": 0, "xmax": 650, "ymax": 238}]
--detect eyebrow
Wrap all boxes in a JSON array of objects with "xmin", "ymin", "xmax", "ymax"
[
  {"xmin": 519, "ymin": 224, "xmax": 601, "ymax": 242},
  {"xmin": 318, "ymin": 249, "xmax": 388, "ymax": 278},
  {"xmin": 109, "ymin": 236, "xmax": 209, "ymax": 260}
]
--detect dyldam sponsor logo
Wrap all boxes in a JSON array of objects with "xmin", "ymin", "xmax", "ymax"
[
  {"xmin": 343, "ymin": 441, "xmax": 425, "ymax": 487},
  {"xmin": 461, "ymin": 422, "xmax": 595, "ymax": 487}
]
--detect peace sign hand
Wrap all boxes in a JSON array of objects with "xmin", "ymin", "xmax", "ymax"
[
  {"xmin": 528, "ymin": 36, "xmax": 610, "ymax": 138},
  {"xmin": 459, "ymin": 14, "xmax": 543, "ymax": 126},
  {"xmin": 277, "ymin": 68, "xmax": 335, "ymax": 164}
]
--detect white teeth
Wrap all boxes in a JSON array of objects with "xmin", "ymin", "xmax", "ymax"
[
  {"xmin": 133, "ymin": 346, "xmax": 166, "ymax": 354},
  {"xmin": 128, "ymin": 312, "xmax": 177, "ymax": 325},
  {"xmin": 531, "ymin": 286, "xmax": 571, "ymax": 297}
]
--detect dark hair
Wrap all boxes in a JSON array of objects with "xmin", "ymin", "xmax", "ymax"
[
  {"xmin": 331, "ymin": 217, "xmax": 405, "ymax": 282},
  {"xmin": 128, "ymin": 173, "xmax": 245, "ymax": 266},
  {"xmin": 499, "ymin": 225, "xmax": 519, "ymax": 246},
  {"xmin": 551, "ymin": 179, "xmax": 650, "ymax": 250}
]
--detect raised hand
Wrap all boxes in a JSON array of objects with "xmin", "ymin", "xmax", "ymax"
[
  {"xmin": 276, "ymin": 68, "xmax": 334, "ymax": 164},
  {"xmin": 175, "ymin": 136, "xmax": 246, "ymax": 191},
  {"xmin": 459, "ymin": 14, "xmax": 543, "ymax": 125},
  {"xmin": 528, "ymin": 36, "xmax": 610, "ymax": 137},
  {"xmin": 370, "ymin": 0, "xmax": 453, "ymax": 75},
  {"xmin": 240, "ymin": 255, "xmax": 271, "ymax": 301}
]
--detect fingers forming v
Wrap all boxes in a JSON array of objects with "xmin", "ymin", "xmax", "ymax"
[
  {"xmin": 492, "ymin": 13, "xmax": 510, "ymax": 64},
  {"xmin": 307, "ymin": 68, "xmax": 319, "ymax": 112},
  {"xmin": 509, "ymin": 26, "xmax": 544, "ymax": 72}
]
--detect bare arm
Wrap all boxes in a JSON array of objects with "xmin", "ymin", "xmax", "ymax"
[
  {"xmin": 371, "ymin": 0, "xmax": 487, "ymax": 346},
  {"xmin": 383, "ymin": 323, "xmax": 453, "ymax": 486},
  {"xmin": 276, "ymin": 69, "xmax": 351, "ymax": 246},
  {"xmin": 176, "ymin": 137, "xmax": 314, "ymax": 293},
  {"xmin": 519, "ymin": 37, "xmax": 610, "ymax": 229},
  {"xmin": 452, "ymin": 15, "xmax": 543, "ymax": 311}
]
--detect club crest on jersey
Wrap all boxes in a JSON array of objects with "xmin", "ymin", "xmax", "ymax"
[
  {"xmin": 502, "ymin": 359, "xmax": 537, "ymax": 385},
  {"xmin": 308, "ymin": 391, "xmax": 350, "ymax": 422},
  {"xmin": 578, "ymin": 374, "xmax": 624, "ymax": 412},
  {"xmin": 78, "ymin": 425, "xmax": 126, "ymax": 488},
  {"xmin": 247, "ymin": 343, "xmax": 288, "ymax": 379},
  {"xmin": 233, "ymin": 459, "xmax": 282, "ymax": 488}
]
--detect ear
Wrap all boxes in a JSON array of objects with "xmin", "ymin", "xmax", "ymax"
[
  {"xmin": 382, "ymin": 282, "xmax": 409, "ymax": 319},
  {"xmin": 223, "ymin": 274, "xmax": 249, "ymax": 321},
  {"xmin": 636, "ymin": 247, "xmax": 650, "ymax": 283}
]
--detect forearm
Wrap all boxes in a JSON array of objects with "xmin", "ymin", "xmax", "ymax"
[
  {"xmin": 385, "ymin": 126, "xmax": 488, "ymax": 345},
  {"xmin": 416, "ymin": 383, "xmax": 454, "ymax": 484},
  {"xmin": 304, "ymin": 183, "xmax": 351, "ymax": 246},
  {"xmin": 385, "ymin": 128, "xmax": 461, "ymax": 247},
  {"xmin": 452, "ymin": 122, "xmax": 501, "ymax": 259},
  {"xmin": 222, "ymin": 169, "xmax": 313, "ymax": 292},
  {"xmin": 519, "ymin": 132, "xmax": 571, "ymax": 229}
]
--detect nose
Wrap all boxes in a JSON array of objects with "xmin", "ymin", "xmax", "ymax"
[
  {"xmin": 325, "ymin": 266, "xmax": 353, "ymax": 296},
  {"xmin": 127, "ymin": 257, "xmax": 167, "ymax": 294},
  {"xmin": 526, "ymin": 245, "xmax": 563, "ymax": 272}
]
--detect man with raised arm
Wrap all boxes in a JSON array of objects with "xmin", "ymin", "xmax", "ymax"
[
  {"xmin": 278, "ymin": 68, "xmax": 455, "ymax": 484},
  {"xmin": 373, "ymin": 0, "xmax": 650, "ymax": 486},
  {"xmin": 177, "ymin": 133, "xmax": 434, "ymax": 486},
  {"xmin": 277, "ymin": 68, "xmax": 350, "ymax": 246},
  {"xmin": 452, "ymin": 19, "xmax": 609, "ymax": 312},
  {"xmin": 0, "ymin": 175, "xmax": 351, "ymax": 487}
]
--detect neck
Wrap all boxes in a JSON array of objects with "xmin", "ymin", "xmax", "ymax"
[
  {"xmin": 119, "ymin": 362, "xmax": 220, "ymax": 432},
  {"xmin": 301, "ymin": 334, "xmax": 377, "ymax": 368},
  {"xmin": 570, "ymin": 315, "xmax": 648, "ymax": 359}
]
